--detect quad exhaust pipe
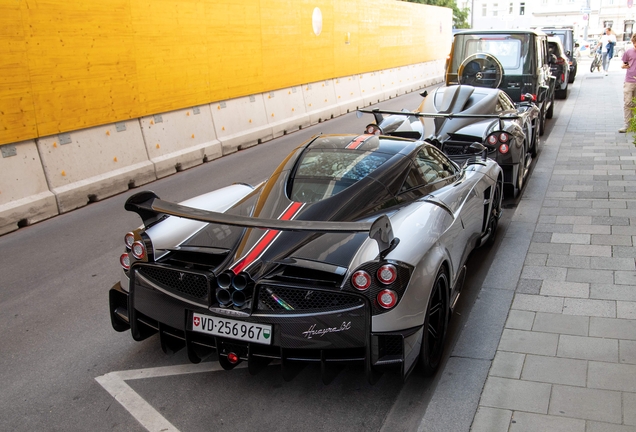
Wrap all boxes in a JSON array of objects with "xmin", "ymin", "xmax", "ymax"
[{"xmin": 215, "ymin": 271, "xmax": 254, "ymax": 309}]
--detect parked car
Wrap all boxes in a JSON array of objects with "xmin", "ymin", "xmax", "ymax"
[
  {"xmin": 108, "ymin": 133, "xmax": 503, "ymax": 384},
  {"xmin": 547, "ymin": 36, "xmax": 570, "ymax": 99},
  {"xmin": 542, "ymin": 26, "xmax": 577, "ymax": 83},
  {"xmin": 358, "ymin": 85, "xmax": 539, "ymax": 198},
  {"xmin": 616, "ymin": 41, "xmax": 633, "ymax": 58},
  {"xmin": 446, "ymin": 29, "xmax": 557, "ymax": 137}
]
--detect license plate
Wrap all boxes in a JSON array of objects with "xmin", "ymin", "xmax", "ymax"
[{"xmin": 191, "ymin": 312, "xmax": 272, "ymax": 345}]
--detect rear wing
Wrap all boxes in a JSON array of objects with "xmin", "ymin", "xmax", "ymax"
[
  {"xmin": 125, "ymin": 191, "xmax": 396, "ymax": 255},
  {"xmin": 357, "ymin": 108, "xmax": 519, "ymax": 131}
]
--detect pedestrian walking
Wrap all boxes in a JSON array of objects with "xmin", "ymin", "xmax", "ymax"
[
  {"xmin": 620, "ymin": 33, "xmax": 636, "ymax": 133},
  {"xmin": 598, "ymin": 27, "xmax": 617, "ymax": 75}
]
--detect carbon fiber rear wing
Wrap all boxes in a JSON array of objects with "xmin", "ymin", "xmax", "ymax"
[
  {"xmin": 125, "ymin": 191, "xmax": 396, "ymax": 255},
  {"xmin": 356, "ymin": 108, "xmax": 519, "ymax": 130}
]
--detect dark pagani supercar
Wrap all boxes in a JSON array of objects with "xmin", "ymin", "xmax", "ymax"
[
  {"xmin": 109, "ymin": 133, "xmax": 503, "ymax": 384},
  {"xmin": 360, "ymin": 85, "xmax": 540, "ymax": 198}
]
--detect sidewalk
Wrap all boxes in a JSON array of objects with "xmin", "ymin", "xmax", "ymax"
[{"xmin": 469, "ymin": 60, "xmax": 636, "ymax": 430}]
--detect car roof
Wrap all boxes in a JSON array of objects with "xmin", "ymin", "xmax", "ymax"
[{"xmin": 453, "ymin": 29, "xmax": 547, "ymax": 37}]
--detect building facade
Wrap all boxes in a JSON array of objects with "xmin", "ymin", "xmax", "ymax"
[{"xmin": 459, "ymin": 0, "xmax": 635, "ymax": 42}]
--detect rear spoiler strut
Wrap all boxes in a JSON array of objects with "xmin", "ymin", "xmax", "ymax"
[
  {"xmin": 125, "ymin": 191, "xmax": 396, "ymax": 256},
  {"xmin": 357, "ymin": 108, "xmax": 520, "ymax": 131}
]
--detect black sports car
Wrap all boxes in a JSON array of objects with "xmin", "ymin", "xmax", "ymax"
[
  {"xmin": 359, "ymin": 85, "xmax": 539, "ymax": 198},
  {"xmin": 109, "ymin": 133, "xmax": 503, "ymax": 384}
]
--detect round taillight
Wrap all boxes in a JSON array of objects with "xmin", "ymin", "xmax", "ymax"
[
  {"xmin": 377, "ymin": 264, "xmax": 397, "ymax": 285},
  {"xmin": 366, "ymin": 124, "xmax": 381, "ymax": 136},
  {"xmin": 120, "ymin": 253, "xmax": 131, "ymax": 270},
  {"xmin": 227, "ymin": 352, "xmax": 239, "ymax": 364},
  {"xmin": 131, "ymin": 241, "xmax": 146, "ymax": 259},
  {"xmin": 499, "ymin": 143, "xmax": 509, "ymax": 154},
  {"xmin": 499, "ymin": 132, "xmax": 509, "ymax": 143},
  {"xmin": 352, "ymin": 270, "xmax": 372, "ymax": 291},
  {"xmin": 377, "ymin": 289, "xmax": 398, "ymax": 309},
  {"xmin": 124, "ymin": 232, "xmax": 135, "ymax": 249},
  {"xmin": 487, "ymin": 135, "xmax": 498, "ymax": 145}
]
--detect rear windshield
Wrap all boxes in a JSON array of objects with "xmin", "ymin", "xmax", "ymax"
[
  {"xmin": 289, "ymin": 149, "xmax": 390, "ymax": 203},
  {"xmin": 451, "ymin": 33, "xmax": 534, "ymax": 74}
]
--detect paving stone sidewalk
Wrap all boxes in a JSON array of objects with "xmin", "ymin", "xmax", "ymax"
[{"xmin": 470, "ymin": 61, "xmax": 636, "ymax": 431}]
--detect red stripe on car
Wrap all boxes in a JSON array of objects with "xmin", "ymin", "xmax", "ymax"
[
  {"xmin": 346, "ymin": 134, "xmax": 372, "ymax": 150},
  {"xmin": 231, "ymin": 202, "xmax": 304, "ymax": 274}
]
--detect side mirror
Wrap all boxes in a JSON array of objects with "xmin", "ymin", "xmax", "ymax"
[
  {"xmin": 419, "ymin": 90, "xmax": 428, "ymax": 98},
  {"xmin": 574, "ymin": 42, "xmax": 580, "ymax": 48},
  {"xmin": 565, "ymin": 50, "xmax": 571, "ymax": 57}
]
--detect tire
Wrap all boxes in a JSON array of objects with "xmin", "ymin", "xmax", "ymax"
[
  {"xmin": 590, "ymin": 61, "xmax": 596, "ymax": 73},
  {"xmin": 556, "ymin": 82, "xmax": 568, "ymax": 100},
  {"xmin": 529, "ymin": 122, "xmax": 538, "ymax": 157},
  {"xmin": 419, "ymin": 267, "xmax": 449, "ymax": 376},
  {"xmin": 538, "ymin": 106, "xmax": 546, "ymax": 136},
  {"xmin": 514, "ymin": 156, "xmax": 525, "ymax": 198},
  {"xmin": 568, "ymin": 65, "xmax": 577, "ymax": 83},
  {"xmin": 484, "ymin": 181, "xmax": 502, "ymax": 247},
  {"xmin": 546, "ymin": 94, "xmax": 554, "ymax": 119}
]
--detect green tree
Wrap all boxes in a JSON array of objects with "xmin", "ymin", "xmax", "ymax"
[{"xmin": 402, "ymin": 0, "xmax": 470, "ymax": 29}]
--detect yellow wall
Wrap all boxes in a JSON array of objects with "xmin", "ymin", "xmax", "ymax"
[{"xmin": 0, "ymin": 0, "xmax": 452, "ymax": 145}]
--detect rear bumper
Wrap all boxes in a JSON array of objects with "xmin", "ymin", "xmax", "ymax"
[{"xmin": 109, "ymin": 281, "xmax": 423, "ymax": 383}]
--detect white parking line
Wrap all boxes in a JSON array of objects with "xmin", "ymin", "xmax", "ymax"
[{"xmin": 96, "ymin": 362, "xmax": 246, "ymax": 432}]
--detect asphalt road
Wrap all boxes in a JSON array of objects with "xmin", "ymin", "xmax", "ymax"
[{"xmin": 0, "ymin": 84, "xmax": 559, "ymax": 432}]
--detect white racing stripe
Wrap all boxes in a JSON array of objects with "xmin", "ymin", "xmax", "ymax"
[{"xmin": 95, "ymin": 362, "xmax": 247, "ymax": 432}]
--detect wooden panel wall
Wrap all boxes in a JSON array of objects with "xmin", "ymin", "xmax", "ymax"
[{"xmin": 0, "ymin": 0, "xmax": 452, "ymax": 145}]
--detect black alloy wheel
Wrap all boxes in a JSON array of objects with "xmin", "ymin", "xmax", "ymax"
[
  {"xmin": 485, "ymin": 181, "xmax": 502, "ymax": 247},
  {"xmin": 419, "ymin": 267, "xmax": 449, "ymax": 376}
]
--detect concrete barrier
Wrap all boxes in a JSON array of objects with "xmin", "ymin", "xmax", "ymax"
[
  {"xmin": 263, "ymin": 86, "xmax": 311, "ymax": 138},
  {"xmin": 333, "ymin": 74, "xmax": 364, "ymax": 115},
  {"xmin": 140, "ymin": 105, "xmax": 222, "ymax": 179},
  {"xmin": 211, "ymin": 94, "xmax": 273, "ymax": 155},
  {"xmin": 0, "ymin": 140, "xmax": 58, "ymax": 235},
  {"xmin": 359, "ymin": 72, "xmax": 385, "ymax": 107},
  {"xmin": 2, "ymin": 59, "xmax": 447, "ymax": 234},
  {"xmin": 301, "ymin": 80, "xmax": 340, "ymax": 125},
  {"xmin": 37, "ymin": 120, "xmax": 156, "ymax": 213}
]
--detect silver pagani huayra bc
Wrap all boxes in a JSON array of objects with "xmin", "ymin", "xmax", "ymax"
[{"xmin": 109, "ymin": 133, "xmax": 503, "ymax": 384}]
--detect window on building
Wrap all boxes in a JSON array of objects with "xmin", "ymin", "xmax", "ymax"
[
  {"xmin": 625, "ymin": 21, "xmax": 634, "ymax": 41},
  {"xmin": 520, "ymin": 2, "xmax": 525, "ymax": 15},
  {"xmin": 493, "ymin": 3, "xmax": 498, "ymax": 16},
  {"xmin": 482, "ymin": 3, "xmax": 487, "ymax": 16},
  {"xmin": 509, "ymin": 2, "xmax": 513, "ymax": 13}
]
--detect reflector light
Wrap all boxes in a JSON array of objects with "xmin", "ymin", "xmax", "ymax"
[
  {"xmin": 120, "ymin": 253, "xmax": 131, "ymax": 270},
  {"xmin": 352, "ymin": 270, "xmax": 371, "ymax": 290},
  {"xmin": 377, "ymin": 289, "xmax": 398, "ymax": 309},
  {"xmin": 487, "ymin": 135, "xmax": 498, "ymax": 145},
  {"xmin": 499, "ymin": 132, "xmax": 509, "ymax": 143},
  {"xmin": 499, "ymin": 144, "xmax": 509, "ymax": 154},
  {"xmin": 131, "ymin": 241, "xmax": 146, "ymax": 259},
  {"xmin": 377, "ymin": 264, "xmax": 397, "ymax": 284},
  {"xmin": 124, "ymin": 232, "xmax": 135, "ymax": 249},
  {"xmin": 227, "ymin": 352, "xmax": 239, "ymax": 364},
  {"xmin": 520, "ymin": 94, "xmax": 537, "ymax": 102}
]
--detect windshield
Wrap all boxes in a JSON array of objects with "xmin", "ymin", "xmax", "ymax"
[
  {"xmin": 290, "ymin": 149, "xmax": 390, "ymax": 203},
  {"xmin": 451, "ymin": 33, "xmax": 534, "ymax": 74}
]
